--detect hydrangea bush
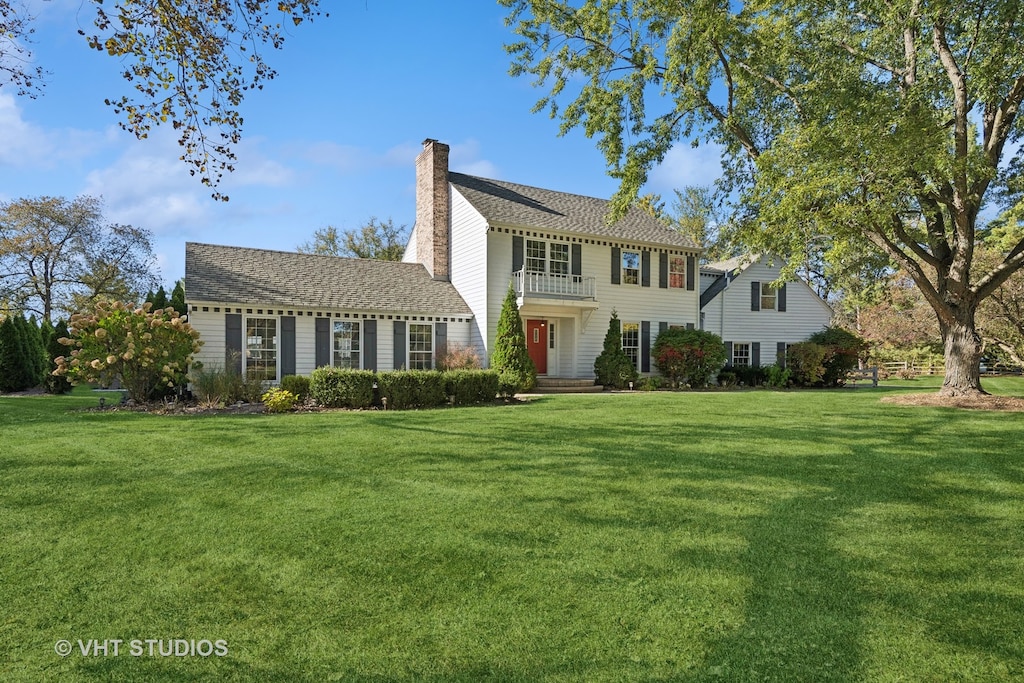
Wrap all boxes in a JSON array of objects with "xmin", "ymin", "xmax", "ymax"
[{"xmin": 54, "ymin": 301, "xmax": 202, "ymax": 403}]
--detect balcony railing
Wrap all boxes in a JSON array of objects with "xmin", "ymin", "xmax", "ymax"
[{"xmin": 513, "ymin": 269, "xmax": 597, "ymax": 300}]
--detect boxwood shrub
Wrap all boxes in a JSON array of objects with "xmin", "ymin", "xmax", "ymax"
[
  {"xmin": 309, "ymin": 367, "xmax": 375, "ymax": 408},
  {"xmin": 280, "ymin": 374, "xmax": 311, "ymax": 401},
  {"xmin": 377, "ymin": 370, "xmax": 448, "ymax": 410},
  {"xmin": 444, "ymin": 369, "xmax": 500, "ymax": 406}
]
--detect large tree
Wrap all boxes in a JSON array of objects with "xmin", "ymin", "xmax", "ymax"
[
  {"xmin": 0, "ymin": 196, "xmax": 159, "ymax": 323},
  {"xmin": 297, "ymin": 218, "xmax": 409, "ymax": 261},
  {"xmin": 503, "ymin": 0, "xmax": 1024, "ymax": 397},
  {"xmin": 1, "ymin": 1, "xmax": 323, "ymax": 199}
]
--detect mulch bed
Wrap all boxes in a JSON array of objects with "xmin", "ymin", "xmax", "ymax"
[{"xmin": 881, "ymin": 393, "xmax": 1024, "ymax": 411}]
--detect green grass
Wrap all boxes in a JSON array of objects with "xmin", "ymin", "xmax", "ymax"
[{"xmin": 2, "ymin": 380, "xmax": 1023, "ymax": 681}]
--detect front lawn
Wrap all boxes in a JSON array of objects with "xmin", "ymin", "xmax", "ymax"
[{"xmin": 1, "ymin": 381, "xmax": 1022, "ymax": 681}]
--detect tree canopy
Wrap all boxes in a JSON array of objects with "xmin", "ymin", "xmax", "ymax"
[
  {"xmin": 503, "ymin": 0, "xmax": 1024, "ymax": 396},
  {"xmin": 0, "ymin": 196, "xmax": 158, "ymax": 323},
  {"xmin": 297, "ymin": 218, "xmax": 409, "ymax": 261},
  {"xmin": 1, "ymin": 1, "xmax": 324, "ymax": 199}
]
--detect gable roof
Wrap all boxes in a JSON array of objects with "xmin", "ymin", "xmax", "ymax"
[
  {"xmin": 702, "ymin": 255, "xmax": 757, "ymax": 276},
  {"xmin": 448, "ymin": 172, "xmax": 699, "ymax": 250},
  {"xmin": 185, "ymin": 243, "xmax": 472, "ymax": 315}
]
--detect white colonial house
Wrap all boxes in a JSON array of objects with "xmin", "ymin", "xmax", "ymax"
[
  {"xmin": 699, "ymin": 256, "xmax": 834, "ymax": 368},
  {"xmin": 404, "ymin": 139, "xmax": 701, "ymax": 379},
  {"xmin": 186, "ymin": 138, "xmax": 702, "ymax": 382}
]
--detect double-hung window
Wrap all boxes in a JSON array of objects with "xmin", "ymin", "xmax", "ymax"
[
  {"xmin": 622, "ymin": 251, "xmax": 640, "ymax": 285},
  {"xmin": 549, "ymin": 243, "xmax": 569, "ymax": 276},
  {"xmin": 526, "ymin": 239, "xmax": 546, "ymax": 273},
  {"xmin": 760, "ymin": 283, "xmax": 777, "ymax": 310},
  {"xmin": 409, "ymin": 323, "xmax": 433, "ymax": 370},
  {"xmin": 621, "ymin": 322, "xmax": 640, "ymax": 370},
  {"xmin": 333, "ymin": 321, "xmax": 360, "ymax": 369},
  {"xmin": 733, "ymin": 343, "xmax": 751, "ymax": 367},
  {"xmin": 245, "ymin": 317, "xmax": 277, "ymax": 380},
  {"xmin": 669, "ymin": 256, "xmax": 686, "ymax": 288}
]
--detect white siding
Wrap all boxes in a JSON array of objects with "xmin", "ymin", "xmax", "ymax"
[
  {"xmin": 700, "ymin": 258, "xmax": 833, "ymax": 365},
  {"xmin": 449, "ymin": 188, "xmax": 490, "ymax": 360},
  {"xmin": 476, "ymin": 231, "xmax": 701, "ymax": 378},
  {"xmin": 187, "ymin": 300, "xmax": 472, "ymax": 379}
]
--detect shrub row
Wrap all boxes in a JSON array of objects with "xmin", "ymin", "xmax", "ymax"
[{"xmin": 307, "ymin": 368, "xmax": 499, "ymax": 410}]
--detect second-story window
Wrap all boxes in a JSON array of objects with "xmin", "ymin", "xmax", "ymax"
[
  {"xmin": 526, "ymin": 239, "xmax": 546, "ymax": 273},
  {"xmin": 550, "ymin": 243, "xmax": 569, "ymax": 275},
  {"xmin": 670, "ymin": 256, "xmax": 686, "ymax": 288},
  {"xmin": 622, "ymin": 251, "xmax": 640, "ymax": 285}
]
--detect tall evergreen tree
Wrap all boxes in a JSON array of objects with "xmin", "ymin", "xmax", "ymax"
[
  {"xmin": 594, "ymin": 310, "xmax": 639, "ymax": 389},
  {"xmin": 490, "ymin": 284, "xmax": 536, "ymax": 397},
  {"xmin": 148, "ymin": 286, "xmax": 168, "ymax": 310},
  {"xmin": 23, "ymin": 314, "xmax": 46, "ymax": 387},
  {"xmin": 0, "ymin": 315, "xmax": 31, "ymax": 392},
  {"xmin": 169, "ymin": 280, "xmax": 186, "ymax": 316}
]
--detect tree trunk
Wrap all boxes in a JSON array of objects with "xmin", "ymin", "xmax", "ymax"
[{"xmin": 939, "ymin": 310, "xmax": 987, "ymax": 397}]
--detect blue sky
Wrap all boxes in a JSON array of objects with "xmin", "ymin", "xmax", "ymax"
[{"xmin": 0, "ymin": 2, "xmax": 723, "ymax": 290}]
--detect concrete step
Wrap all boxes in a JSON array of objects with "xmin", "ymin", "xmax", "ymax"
[{"xmin": 533, "ymin": 377, "xmax": 604, "ymax": 393}]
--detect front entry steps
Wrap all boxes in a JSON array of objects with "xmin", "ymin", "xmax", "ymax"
[{"xmin": 533, "ymin": 377, "xmax": 604, "ymax": 394}]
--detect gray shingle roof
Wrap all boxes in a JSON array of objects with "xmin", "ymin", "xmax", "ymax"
[
  {"xmin": 449, "ymin": 173, "xmax": 699, "ymax": 249},
  {"xmin": 185, "ymin": 243, "xmax": 472, "ymax": 315}
]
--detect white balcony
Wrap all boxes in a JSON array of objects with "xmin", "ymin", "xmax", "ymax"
[{"xmin": 513, "ymin": 269, "xmax": 597, "ymax": 302}]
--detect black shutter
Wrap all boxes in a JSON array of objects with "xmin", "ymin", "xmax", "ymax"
[
  {"xmin": 641, "ymin": 251, "xmax": 651, "ymax": 288},
  {"xmin": 724, "ymin": 341, "xmax": 733, "ymax": 366},
  {"xmin": 393, "ymin": 321, "xmax": 406, "ymax": 370},
  {"xmin": 571, "ymin": 243, "xmax": 582, "ymax": 277},
  {"xmin": 778, "ymin": 283, "xmax": 788, "ymax": 312},
  {"xmin": 512, "ymin": 235, "xmax": 524, "ymax": 273},
  {"xmin": 641, "ymin": 321, "xmax": 651, "ymax": 372},
  {"xmin": 434, "ymin": 322, "xmax": 447, "ymax": 370},
  {"xmin": 611, "ymin": 247, "xmax": 621, "ymax": 285},
  {"xmin": 225, "ymin": 313, "xmax": 242, "ymax": 374},
  {"xmin": 751, "ymin": 281, "xmax": 761, "ymax": 311},
  {"xmin": 315, "ymin": 318, "xmax": 330, "ymax": 369},
  {"xmin": 777, "ymin": 342, "xmax": 787, "ymax": 368},
  {"xmin": 280, "ymin": 316, "xmax": 296, "ymax": 377},
  {"xmin": 686, "ymin": 255, "xmax": 696, "ymax": 291},
  {"xmin": 659, "ymin": 321, "xmax": 668, "ymax": 335},
  {"xmin": 752, "ymin": 342, "xmax": 761, "ymax": 367},
  {"xmin": 659, "ymin": 252, "xmax": 669, "ymax": 288},
  {"xmin": 363, "ymin": 320, "xmax": 377, "ymax": 371}
]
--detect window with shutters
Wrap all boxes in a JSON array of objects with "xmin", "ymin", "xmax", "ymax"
[
  {"xmin": 245, "ymin": 317, "xmax": 277, "ymax": 380},
  {"xmin": 732, "ymin": 342, "xmax": 751, "ymax": 367},
  {"xmin": 526, "ymin": 239, "xmax": 546, "ymax": 273},
  {"xmin": 621, "ymin": 322, "xmax": 640, "ymax": 369},
  {"xmin": 622, "ymin": 251, "xmax": 640, "ymax": 285},
  {"xmin": 526, "ymin": 239, "xmax": 570, "ymax": 275},
  {"xmin": 332, "ymin": 321, "xmax": 361, "ymax": 369},
  {"xmin": 669, "ymin": 256, "xmax": 686, "ymax": 288},
  {"xmin": 550, "ymin": 243, "xmax": 569, "ymax": 275},
  {"xmin": 760, "ymin": 283, "xmax": 777, "ymax": 310},
  {"xmin": 409, "ymin": 323, "xmax": 433, "ymax": 370}
]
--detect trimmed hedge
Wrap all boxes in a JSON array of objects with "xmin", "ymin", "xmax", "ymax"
[
  {"xmin": 377, "ymin": 370, "xmax": 447, "ymax": 410},
  {"xmin": 280, "ymin": 374, "xmax": 311, "ymax": 401},
  {"xmin": 308, "ymin": 368, "xmax": 501, "ymax": 410},
  {"xmin": 445, "ymin": 369, "xmax": 500, "ymax": 406},
  {"xmin": 309, "ymin": 367, "xmax": 375, "ymax": 409}
]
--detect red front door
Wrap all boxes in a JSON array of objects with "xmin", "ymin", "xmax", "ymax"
[{"xmin": 526, "ymin": 319, "xmax": 547, "ymax": 375}]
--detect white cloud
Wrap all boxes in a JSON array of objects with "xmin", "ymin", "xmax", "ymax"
[
  {"xmin": 647, "ymin": 141, "xmax": 726, "ymax": 193},
  {"xmin": 0, "ymin": 92, "xmax": 109, "ymax": 168},
  {"xmin": 81, "ymin": 129, "xmax": 296, "ymax": 235}
]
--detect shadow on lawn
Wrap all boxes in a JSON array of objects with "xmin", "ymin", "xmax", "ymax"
[{"xmin": 369, "ymin": 405, "xmax": 1022, "ymax": 680}]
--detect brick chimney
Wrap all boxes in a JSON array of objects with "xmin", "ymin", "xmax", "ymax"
[{"xmin": 414, "ymin": 138, "xmax": 450, "ymax": 281}]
